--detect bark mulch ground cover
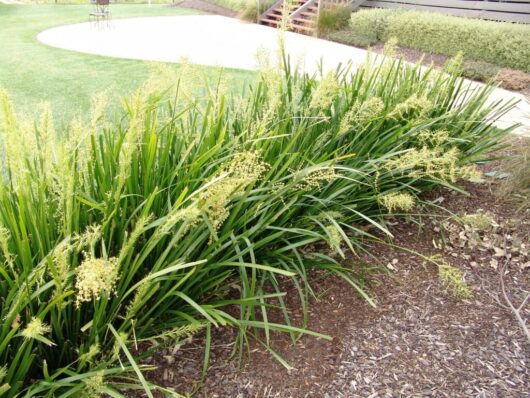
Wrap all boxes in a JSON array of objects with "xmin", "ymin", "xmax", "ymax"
[
  {"xmin": 370, "ymin": 44, "xmax": 530, "ymax": 97},
  {"xmin": 138, "ymin": 141, "xmax": 529, "ymax": 398}
]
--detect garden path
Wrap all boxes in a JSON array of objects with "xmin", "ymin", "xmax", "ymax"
[{"xmin": 38, "ymin": 15, "xmax": 529, "ymax": 136}]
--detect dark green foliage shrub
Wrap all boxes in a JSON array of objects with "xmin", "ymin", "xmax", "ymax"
[
  {"xmin": 317, "ymin": 5, "xmax": 351, "ymax": 35},
  {"xmin": 326, "ymin": 29, "xmax": 376, "ymax": 48},
  {"xmin": 461, "ymin": 60, "xmax": 500, "ymax": 82},
  {"xmin": 350, "ymin": 9, "xmax": 530, "ymax": 71},
  {"xmin": 0, "ymin": 54, "xmax": 514, "ymax": 397}
]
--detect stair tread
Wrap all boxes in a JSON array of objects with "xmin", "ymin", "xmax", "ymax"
[
  {"xmin": 293, "ymin": 23, "xmax": 314, "ymax": 29},
  {"xmin": 259, "ymin": 0, "xmax": 319, "ymax": 36},
  {"xmin": 260, "ymin": 18, "xmax": 281, "ymax": 24},
  {"xmin": 292, "ymin": 18, "xmax": 315, "ymax": 24}
]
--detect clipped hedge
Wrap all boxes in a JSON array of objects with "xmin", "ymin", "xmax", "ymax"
[
  {"xmin": 350, "ymin": 9, "xmax": 530, "ymax": 72},
  {"xmin": 317, "ymin": 5, "xmax": 352, "ymax": 36}
]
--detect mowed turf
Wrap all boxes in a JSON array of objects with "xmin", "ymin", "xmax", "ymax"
[{"xmin": 0, "ymin": 4, "xmax": 253, "ymax": 121}]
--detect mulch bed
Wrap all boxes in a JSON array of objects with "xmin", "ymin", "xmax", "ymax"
[
  {"xmin": 370, "ymin": 43, "xmax": 530, "ymax": 97},
  {"xmin": 135, "ymin": 141, "xmax": 529, "ymax": 398}
]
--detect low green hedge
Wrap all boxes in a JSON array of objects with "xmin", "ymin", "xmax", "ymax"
[
  {"xmin": 317, "ymin": 5, "xmax": 351, "ymax": 36},
  {"xmin": 350, "ymin": 9, "xmax": 530, "ymax": 72}
]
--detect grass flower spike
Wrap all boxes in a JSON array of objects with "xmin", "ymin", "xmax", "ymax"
[{"xmin": 75, "ymin": 257, "xmax": 119, "ymax": 307}]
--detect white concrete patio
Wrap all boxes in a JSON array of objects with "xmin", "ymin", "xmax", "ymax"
[{"xmin": 37, "ymin": 15, "xmax": 529, "ymax": 136}]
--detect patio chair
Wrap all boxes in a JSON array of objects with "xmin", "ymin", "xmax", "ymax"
[{"xmin": 89, "ymin": 0, "xmax": 111, "ymax": 28}]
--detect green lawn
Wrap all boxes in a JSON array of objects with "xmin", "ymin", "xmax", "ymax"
[{"xmin": 0, "ymin": 4, "xmax": 253, "ymax": 122}]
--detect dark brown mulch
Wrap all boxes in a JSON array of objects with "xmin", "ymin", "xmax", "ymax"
[
  {"xmin": 173, "ymin": 0, "xmax": 237, "ymax": 18},
  {"xmin": 134, "ymin": 152, "xmax": 529, "ymax": 397}
]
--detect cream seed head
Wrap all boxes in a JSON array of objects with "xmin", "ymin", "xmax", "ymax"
[
  {"xmin": 378, "ymin": 192, "xmax": 416, "ymax": 213},
  {"xmin": 75, "ymin": 257, "xmax": 119, "ymax": 307},
  {"xmin": 0, "ymin": 224, "xmax": 13, "ymax": 270},
  {"xmin": 296, "ymin": 167, "xmax": 337, "ymax": 192},
  {"xmin": 387, "ymin": 94, "xmax": 432, "ymax": 121},
  {"xmin": 79, "ymin": 343, "xmax": 100, "ymax": 365},
  {"xmin": 340, "ymin": 97, "xmax": 384, "ymax": 134},
  {"xmin": 157, "ymin": 205, "xmax": 201, "ymax": 237},
  {"xmin": 21, "ymin": 317, "xmax": 51, "ymax": 340},
  {"xmin": 309, "ymin": 72, "xmax": 340, "ymax": 112},
  {"xmin": 200, "ymin": 151, "xmax": 269, "ymax": 233},
  {"xmin": 325, "ymin": 224, "xmax": 342, "ymax": 252},
  {"xmin": 76, "ymin": 224, "xmax": 102, "ymax": 250},
  {"xmin": 82, "ymin": 372, "xmax": 105, "ymax": 398},
  {"xmin": 384, "ymin": 145, "xmax": 477, "ymax": 183}
]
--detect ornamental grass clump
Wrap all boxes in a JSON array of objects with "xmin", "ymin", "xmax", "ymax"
[{"xmin": 0, "ymin": 50, "xmax": 516, "ymax": 396}]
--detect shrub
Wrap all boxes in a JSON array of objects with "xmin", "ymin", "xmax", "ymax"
[
  {"xmin": 0, "ymin": 53, "xmax": 512, "ymax": 396},
  {"xmin": 239, "ymin": 0, "xmax": 275, "ymax": 22},
  {"xmin": 350, "ymin": 9, "xmax": 530, "ymax": 72},
  {"xmin": 326, "ymin": 29, "xmax": 376, "ymax": 48},
  {"xmin": 349, "ymin": 7, "xmax": 390, "ymax": 40},
  {"xmin": 461, "ymin": 60, "xmax": 500, "ymax": 83},
  {"xmin": 317, "ymin": 5, "xmax": 351, "ymax": 36}
]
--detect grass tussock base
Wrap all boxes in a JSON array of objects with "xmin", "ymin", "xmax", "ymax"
[{"xmin": 0, "ymin": 50, "xmax": 516, "ymax": 397}]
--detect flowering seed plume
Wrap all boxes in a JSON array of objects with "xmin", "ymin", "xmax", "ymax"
[{"xmin": 75, "ymin": 257, "xmax": 119, "ymax": 307}]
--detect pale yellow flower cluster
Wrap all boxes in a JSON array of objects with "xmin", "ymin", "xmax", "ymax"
[
  {"xmin": 157, "ymin": 205, "xmax": 201, "ymax": 237},
  {"xmin": 114, "ymin": 93, "xmax": 145, "ymax": 203},
  {"xmin": 76, "ymin": 224, "xmax": 102, "ymax": 250},
  {"xmin": 387, "ymin": 94, "xmax": 432, "ymax": 121},
  {"xmin": 201, "ymin": 151, "xmax": 268, "ymax": 232},
  {"xmin": 315, "ymin": 210, "xmax": 344, "ymax": 221},
  {"xmin": 297, "ymin": 167, "xmax": 337, "ymax": 192},
  {"xmin": 461, "ymin": 212, "xmax": 494, "ymax": 231},
  {"xmin": 124, "ymin": 278, "xmax": 153, "ymax": 321},
  {"xmin": 0, "ymin": 225, "xmax": 13, "ymax": 271},
  {"xmin": 75, "ymin": 257, "xmax": 119, "ymax": 307},
  {"xmin": 339, "ymin": 96, "xmax": 384, "ymax": 134},
  {"xmin": 82, "ymin": 372, "xmax": 105, "ymax": 398},
  {"xmin": 49, "ymin": 240, "xmax": 74, "ymax": 300},
  {"xmin": 309, "ymin": 72, "xmax": 340, "ymax": 112},
  {"xmin": 118, "ymin": 215, "xmax": 153, "ymax": 262},
  {"xmin": 78, "ymin": 343, "xmax": 100, "ymax": 365},
  {"xmin": 154, "ymin": 322, "xmax": 205, "ymax": 343},
  {"xmin": 414, "ymin": 129, "xmax": 450, "ymax": 147},
  {"xmin": 325, "ymin": 224, "xmax": 342, "ymax": 252},
  {"xmin": 438, "ymin": 263, "xmax": 472, "ymax": 299},
  {"xmin": 378, "ymin": 192, "xmax": 415, "ymax": 213},
  {"xmin": 21, "ymin": 317, "xmax": 51, "ymax": 340},
  {"xmin": 384, "ymin": 146, "xmax": 480, "ymax": 182}
]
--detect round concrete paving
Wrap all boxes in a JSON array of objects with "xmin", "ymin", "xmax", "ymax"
[
  {"xmin": 38, "ymin": 15, "xmax": 529, "ymax": 135},
  {"xmin": 37, "ymin": 15, "xmax": 369, "ymax": 74}
]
